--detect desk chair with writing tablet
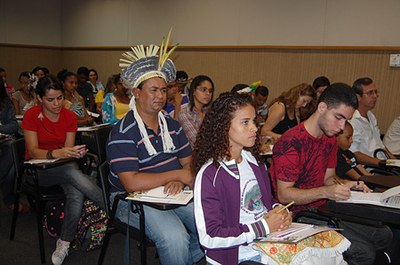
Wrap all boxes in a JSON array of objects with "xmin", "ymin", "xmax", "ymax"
[
  {"xmin": 9, "ymin": 138, "xmax": 67, "ymax": 264},
  {"xmin": 98, "ymin": 161, "xmax": 166, "ymax": 265}
]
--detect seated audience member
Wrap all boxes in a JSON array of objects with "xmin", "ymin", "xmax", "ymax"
[
  {"xmin": 88, "ymin": 68, "xmax": 105, "ymax": 95},
  {"xmin": 176, "ymin": 70, "xmax": 192, "ymax": 94},
  {"xmin": 0, "ymin": 67, "xmax": 15, "ymax": 97},
  {"xmin": 22, "ymin": 75, "xmax": 105, "ymax": 265},
  {"xmin": 31, "ymin": 66, "xmax": 49, "ymax": 80},
  {"xmin": 299, "ymin": 76, "xmax": 329, "ymax": 121},
  {"xmin": 58, "ymin": 70, "xmax": 94, "ymax": 127},
  {"xmin": 383, "ymin": 116, "xmax": 400, "ymax": 155},
  {"xmin": 349, "ymin": 77, "xmax": 396, "ymax": 166},
  {"xmin": 312, "ymin": 76, "xmax": 330, "ymax": 99},
  {"xmin": 336, "ymin": 121, "xmax": 374, "ymax": 180},
  {"xmin": 254, "ymin": 85, "xmax": 269, "ymax": 124},
  {"xmin": 101, "ymin": 74, "xmax": 130, "ymax": 124},
  {"xmin": 164, "ymin": 80, "xmax": 188, "ymax": 118},
  {"xmin": 76, "ymin": 66, "xmax": 94, "ymax": 111},
  {"xmin": 176, "ymin": 75, "xmax": 214, "ymax": 148},
  {"xmin": 271, "ymin": 83, "xmax": 393, "ymax": 265},
  {"xmin": 95, "ymin": 75, "xmax": 113, "ymax": 114},
  {"xmin": 0, "ymin": 80, "xmax": 29, "ymax": 213},
  {"xmin": 193, "ymin": 92, "xmax": 292, "ymax": 264},
  {"xmin": 261, "ymin": 83, "xmax": 315, "ymax": 141},
  {"xmin": 12, "ymin": 71, "xmax": 36, "ymax": 115},
  {"xmin": 107, "ymin": 36, "xmax": 203, "ymax": 265}
]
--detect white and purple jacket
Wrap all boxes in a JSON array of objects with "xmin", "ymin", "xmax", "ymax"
[{"xmin": 194, "ymin": 151, "xmax": 274, "ymax": 265}]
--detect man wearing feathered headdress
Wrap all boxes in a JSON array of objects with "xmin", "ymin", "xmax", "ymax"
[{"xmin": 106, "ymin": 31, "xmax": 204, "ymax": 265}]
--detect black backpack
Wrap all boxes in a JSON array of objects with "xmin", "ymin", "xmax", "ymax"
[{"xmin": 43, "ymin": 200, "xmax": 65, "ymax": 238}]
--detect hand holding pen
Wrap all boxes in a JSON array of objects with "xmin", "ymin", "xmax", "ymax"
[{"xmin": 264, "ymin": 202, "xmax": 293, "ymax": 232}]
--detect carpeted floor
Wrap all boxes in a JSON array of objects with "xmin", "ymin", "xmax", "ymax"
[{"xmin": 0, "ymin": 197, "xmax": 161, "ymax": 265}]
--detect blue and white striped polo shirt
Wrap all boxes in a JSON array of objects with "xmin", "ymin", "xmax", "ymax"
[{"xmin": 106, "ymin": 110, "xmax": 192, "ymax": 192}]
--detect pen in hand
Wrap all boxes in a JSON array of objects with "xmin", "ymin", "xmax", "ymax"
[
  {"xmin": 277, "ymin": 201, "xmax": 295, "ymax": 213},
  {"xmin": 333, "ymin": 178, "xmax": 344, "ymax": 186}
]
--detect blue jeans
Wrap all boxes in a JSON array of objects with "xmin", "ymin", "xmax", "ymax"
[
  {"xmin": 111, "ymin": 192, "xmax": 204, "ymax": 265},
  {"xmin": 37, "ymin": 162, "xmax": 105, "ymax": 242}
]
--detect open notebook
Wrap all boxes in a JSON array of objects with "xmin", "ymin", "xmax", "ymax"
[
  {"xmin": 338, "ymin": 185, "xmax": 400, "ymax": 209},
  {"xmin": 126, "ymin": 186, "xmax": 193, "ymax": 205}
]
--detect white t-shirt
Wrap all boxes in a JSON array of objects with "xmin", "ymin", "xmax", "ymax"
[{"xmin": 238, "ymin": 158, "xmax": 268, "ymax": 261}]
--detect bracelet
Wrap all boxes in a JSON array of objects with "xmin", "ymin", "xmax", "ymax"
[{"xmin": 46, "ymin": 149, "xmax": 54, "ymax": 159}]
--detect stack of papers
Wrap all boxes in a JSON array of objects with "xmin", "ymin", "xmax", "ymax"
[
  {"xmin": 126, "ymin": 186, "xmax": 193, "ymax": 205},
  {"xmin": 262, "ymin": 222, "xmax": 336, "ymax": 244}
]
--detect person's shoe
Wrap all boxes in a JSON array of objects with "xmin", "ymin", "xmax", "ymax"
[{"xmin": 51, "ymin": 239, "xmax": 69, "ymax": 265}]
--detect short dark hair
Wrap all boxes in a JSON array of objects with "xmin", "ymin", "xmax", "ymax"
[
  {"xmin": 255, "ymin": 85, "xmax": 269, "ymax": 97},
  {"xmin": 56, "ymin": 69, "xmax": 76, "ymax": 83},
  {"xmin": 36, "ymin": 74, "xmax": 64, "ymax": 98},
  {"xmin": 352, "ymin": 77, "xmax": 373, "ymax": 95},
  {"xmin": 19, "ymin": 71, "xmax": 30, "ymax": 80},
  {"xmin": 77, "ymin": 66, "xmax": 89, "ymax": 77},
  {"xmin": 0, "ymin": 67, "xmax": 5, "ymax": 73},
  {"xmin": 31, "ymin": 66, "xmax": 49, "ymax": 75},
  {"xmin": 312, "ymin": 76, "xmax": 330, "ymax": 90},
  {"xmin": 231, "ymin": 83, "xmax": 248, "ymax": 93},
  {"xmin": 318, "ymin": 82, "xmax": 358, "ymax": 110}
]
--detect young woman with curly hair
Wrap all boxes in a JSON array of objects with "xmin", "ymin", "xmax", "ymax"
[
  {"xmin": 261, "ymin": 83, "xmax": 316, "ymax": 141},
  {"xmin": 192, "ymin": 92, "xmax": 292, "ymax": 265}
]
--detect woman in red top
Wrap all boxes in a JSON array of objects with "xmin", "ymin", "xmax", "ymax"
[{"xmin": 22, "ymin": 75, "xmax": 105, "ymax": 265}]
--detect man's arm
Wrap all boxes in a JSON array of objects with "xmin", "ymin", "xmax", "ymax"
[
  {"xmin": 276, "ymin": 168, "xmax": 351, "ymax": 205},
  {"xmin": 353, "ymin": 151, "xmax": 382, "ymax": 167},
  {"xmin": 118, "ymin": 155, "xmax": 193, "ymax": 193}
]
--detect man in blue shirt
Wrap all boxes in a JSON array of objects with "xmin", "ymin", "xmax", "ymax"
[{"xmin": 107, "ymin": 35, "xmax": 203, "ymax": 265}]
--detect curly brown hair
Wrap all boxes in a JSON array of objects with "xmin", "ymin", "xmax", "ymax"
[
  {"xmin": 192, "ymin": 92, "xmax": 261, "ymax": 175},
  {"xmin": 271, "ymin": 83, "xmax": 316, "ymax": 113}
]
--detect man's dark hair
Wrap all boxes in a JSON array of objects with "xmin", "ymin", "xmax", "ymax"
[
  {"xmin": 312, "ymin": 76, "xmax": 330, "ymax": 90},
  {"xmin": 77, "ymin": 66, "xmax": 90, "ymax": 77},
  {"xmin": 0, "ymin": 67, "xmax": 5, "ymax": 73},
  {"xmin": 352, "ymin": 77, "xmax": 373, "ymax": 95},
  {"xmin": 255, "ymin": 85, "xmax": 269, "ymax": 97},
  {"xmin": 318, "ymin": 82, "xmax": 358, "ymax": 109}
]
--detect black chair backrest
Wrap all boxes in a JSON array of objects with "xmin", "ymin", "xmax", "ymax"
[
  {"xmin": 94, "ymin": 125, "xmax": 113, "ymax": 163},
  {"xmin": 11, "ymin": 138, "xmax": 25, "ymax": 180},
  {"xmin": 98, "ymin": 161, "xmax": 111, "ymax": 216}
]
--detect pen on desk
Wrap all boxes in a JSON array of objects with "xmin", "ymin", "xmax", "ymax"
[{"xmin": 277, "ymin": 201, "xmax": 295, "ymax": 213}]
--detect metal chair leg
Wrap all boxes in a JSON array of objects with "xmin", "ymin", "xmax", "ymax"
[{"xmin": 9, "ymin": 192, "xmax": 20, "ymax": 240}]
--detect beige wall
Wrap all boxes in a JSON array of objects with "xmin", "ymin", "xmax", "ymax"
[
  {"xmin": 2, "ymin": 45, "xmax": 400, "ymax": 132},
  {"xmin": 0, "ymin": 0, "xmax": 61, "ymax": 46},
  {"xmin": 2, "ymin": 0, "xmax": 400, "ymax": 46}
]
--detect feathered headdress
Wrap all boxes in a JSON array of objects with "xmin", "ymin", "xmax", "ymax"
[{"xmin": 119, "ymin": 30, "xmax": 178, "ymax": 156}]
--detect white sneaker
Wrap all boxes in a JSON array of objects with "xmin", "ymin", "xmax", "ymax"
[{"xmin": 51, "ymin": 239, "xmax": 69, "ymax": 265}]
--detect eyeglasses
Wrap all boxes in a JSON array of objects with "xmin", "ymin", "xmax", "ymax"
[
  {"xmin": 362, "ymin": 89, "xmax": 379, "ymax": 96},
  {"xmin": 197, "ymin": 87, "xmax": 214, "ymax": 94}
]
